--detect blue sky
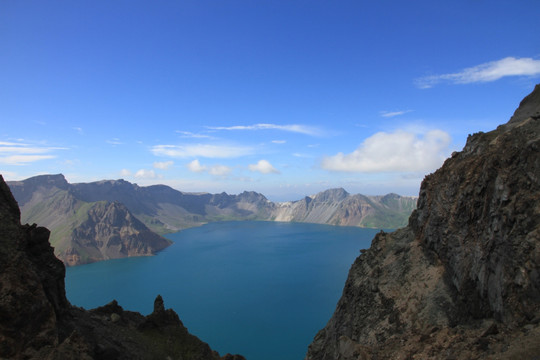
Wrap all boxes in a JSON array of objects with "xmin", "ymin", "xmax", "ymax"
[{"xmin": 1, "ymin": 0, "xmax": 540, "ymax": 201}]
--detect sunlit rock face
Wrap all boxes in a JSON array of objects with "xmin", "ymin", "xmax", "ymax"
[{"xmin": 306, "ymin": 85, "xmax": 540, "ymax": 360}]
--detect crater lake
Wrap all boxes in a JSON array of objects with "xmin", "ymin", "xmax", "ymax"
[{"xmin": 65, "ymin": 221, "xmax": 380, "ymax": 360}]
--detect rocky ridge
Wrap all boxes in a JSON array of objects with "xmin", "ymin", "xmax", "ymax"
[
  {"xmin": 273, "ymin": 189, "xmax": 416, "ymax": 228},
  {"xmin": 305, "ymin": 85, "xmax": 540, "ymax": 359},
  {"xmin": 0, "ymin": 174, "xmax": 244, "ymax": 360},
  {"xmin": 8, "ymin": 177, "xmax": 415, "ymax": 265},
  {"xmin": 6, "ymin": 175, "xmax": 171, "ymax": 266}
]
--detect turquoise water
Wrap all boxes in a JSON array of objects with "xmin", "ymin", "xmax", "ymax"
[{"xmin": 65, "ymin": 221, "xmax": 378, "ymax": 360}]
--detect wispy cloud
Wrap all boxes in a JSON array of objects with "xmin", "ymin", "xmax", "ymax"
[
  {"xmin": 380, "ymin": 110, "xmax": 413, "ymax": 118},
  {"xmin": 416, "ymin": 57, "xmax": 540, "ymax": 88},
  {"xmin": 176, "ymin": 131, "xmax": 213, "ymax": 139},
  {"xmin": 73, "ymin": 127, "xmax": 84, "ymax": 134},
  {"xmin": 321, "ymin": 129, "xmax": 451, "ymax": 173},
  {"xmin": 272, "ymin": 140, "xmax": 286, "ymax": 144},
  {"xmin": 151, "ymin": 144, "xmax": 253, "ymax": 158},
  {"xmin": 186, "ymin": 159, "xmax": 231, "ymax": 176},
  {"xmin": 153, "ymin": 161, "xmax": 174, "ymax": 170},
  {"xmin": 248, "ymin": 160, "xmax": 280, "ymax": 174},
  {"xmin": 207, "ymin": 123, "xmax": 323, "ymax": 136},
  {"xmin": 0, "ymin": 141, "xmax": 65, "ymax": 165},
  {"xmin": 120, "ymin": 169, "xmax": 132, "ymax": 177},
  {"xmin": 106, "ymin": 138, "xmax": 123, "ymax": 145}
]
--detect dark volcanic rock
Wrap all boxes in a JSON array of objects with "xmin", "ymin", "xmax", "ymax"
[
  {"xmin": 0, "ymin": 176, "xmax": 68, "ymax": 358},
  {"xmin": 0, "ymin": 174, "xmax": 245, "ymax": 360},
  {"xmin": 305, "ymin": 85, "xmax": 540, "ymax": 359}
]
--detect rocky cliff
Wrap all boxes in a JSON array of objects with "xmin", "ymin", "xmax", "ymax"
[
  {"xmin": 0, "ymin": 174, "xmax": 244, "ymax": 360},
  {"xmin": 7, "ymin": 175, "xmax": 171, "ymax": 266},
  {"xmin": 305, "ymin": 85, "xmax": 540, "ymax": 359},
  {"xmin": 63, "ymin": 201, "xmax": 171, "ymax": 266},
  {"xmin": 272, "ymin": 189, "xmax": 416, "ymax": 228}
]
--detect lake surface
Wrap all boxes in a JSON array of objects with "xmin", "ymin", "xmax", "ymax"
[{"xmin": 65, "ymin": 221, "xmax": 379, "ymax": 360}]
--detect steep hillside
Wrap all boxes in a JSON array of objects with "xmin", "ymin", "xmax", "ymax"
[
  {"xmin": 63, "ymin": 201, "xmax": 171, "ymax": 266},
  {"xmin": 273, "ymin": 189, "xmax": 416, "ymax": 228},
  {"xmin": 305, "ymin": 85, "xmax": 540, "ymax": 359},
  {"xmin": 8, "ymin": 176, "xmax": 171, "ymax": 266},
  {"xmin": 69, "ymin": 180, "xmax": 276, "ymax": 233},
  {"xmin": 0, "ymin": 174, "xmax": 244, "ymax": 360}
]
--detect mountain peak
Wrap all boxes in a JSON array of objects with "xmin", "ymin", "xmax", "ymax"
[
  {"xmin": 15, "ymin": 173, "xmax": 69, "ymax": 189},
  {"xmin": 509, "ymin": 83, "xmax": 540, "ymax": 124},
  {"xmin": 312, "ymin": 188, "xmax": 349, "ymax": 202}
]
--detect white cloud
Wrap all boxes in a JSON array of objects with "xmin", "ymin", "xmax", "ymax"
[
  {"xmin": 0, "ymin": 155, "xmax": 56, "ymax": 165},
  {"xmin": 321, "ymin": 129, "xmax": 451, "ymax": 173},
  {"xmin": 153, "ymin": 161, "xmax": 174, "ymax": 170},
  {"xmin": 120, "ymin": 169, "xmax": 132, "ymax": 177},
  {"xmin": 209, "ymin": 164, "xmax": 232, "ymax": 176},
  {"xmin": 73, "ymin": 127, "xmax": 84, "ymax": 134},
  {"xmin": 134, "ymin": 169, "xmax": 156, "ymax": 179},
  {"xmin": 0, "ymin": 146, "xmax": 56, "ymax": 154},
  {"xmin": 249, "ymin": 160, "xmax": 280, "ymax": 174},
  {"xmin": 380, "ymin": 110, "xmax": 413, "ymax": 118},
  {"xmin": 0, "ymin": 141, "xmax": 65, "ymax": 165},
  {"xmin": 416, "ymin": 57, "xmax": 540, "ymax": 88},
  {"xmin": 207, "ymin": 123, "xmax": 322, "ymax": 136},
  {"xmin": 272, "ymin": 140, "xmax": 286, "ymax": 144},
  {"xmin": 186, "ymin": 159, "xmax": 207, "ymax": 173},
  {"xmin": 186, "ymin": 159, "xmax": 231, "ymax": 176},
  {"xmin": 151, "ymin": 144, "xmax": 253, "ymax": 158}
]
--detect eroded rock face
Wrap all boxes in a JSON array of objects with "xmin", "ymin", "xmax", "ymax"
[
  {"xmin": 306, "ymin": 85, "xmax": 540, "ymax": 359},
  {"xmin": 63, "ymin": 201, "xmax": 172, "ymax": 266},
  {"xmin": 0, "ymin": 175, "xmax": 245, "ymax": 360},
  {"xmin": 0, "ymin": 176, "xmax": 68, "ymax": 358}
]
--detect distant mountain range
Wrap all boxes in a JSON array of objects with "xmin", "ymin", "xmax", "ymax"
[{"xmin": 7, "ymin": 174, "xmax": 417, "ymax": 265}]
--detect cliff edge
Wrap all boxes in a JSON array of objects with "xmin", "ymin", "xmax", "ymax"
[
  {"xmin": 0, "ymin": 174, "xmax": 244, "ymax": 360},
  {"xmin": 306, "ymin": 85, "xmax": 540, "ymax": 359}
]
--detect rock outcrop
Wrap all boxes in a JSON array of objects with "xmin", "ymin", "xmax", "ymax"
[
  {"xmin": 305, "ymin": 85, "xmax": 540, "ymax": 359},
  {"xmin": 0, "ymin": 174, "xmax": 244, "ymax": 360}
]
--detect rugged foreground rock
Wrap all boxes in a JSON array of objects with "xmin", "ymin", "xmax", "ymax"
[
  {"xmin": 0, "ymin": 175, "xmax": 244, "ymax": 360},
  {"xmin": 306, "ymin": 86, "xmax": 540, "ymax": 359}
]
